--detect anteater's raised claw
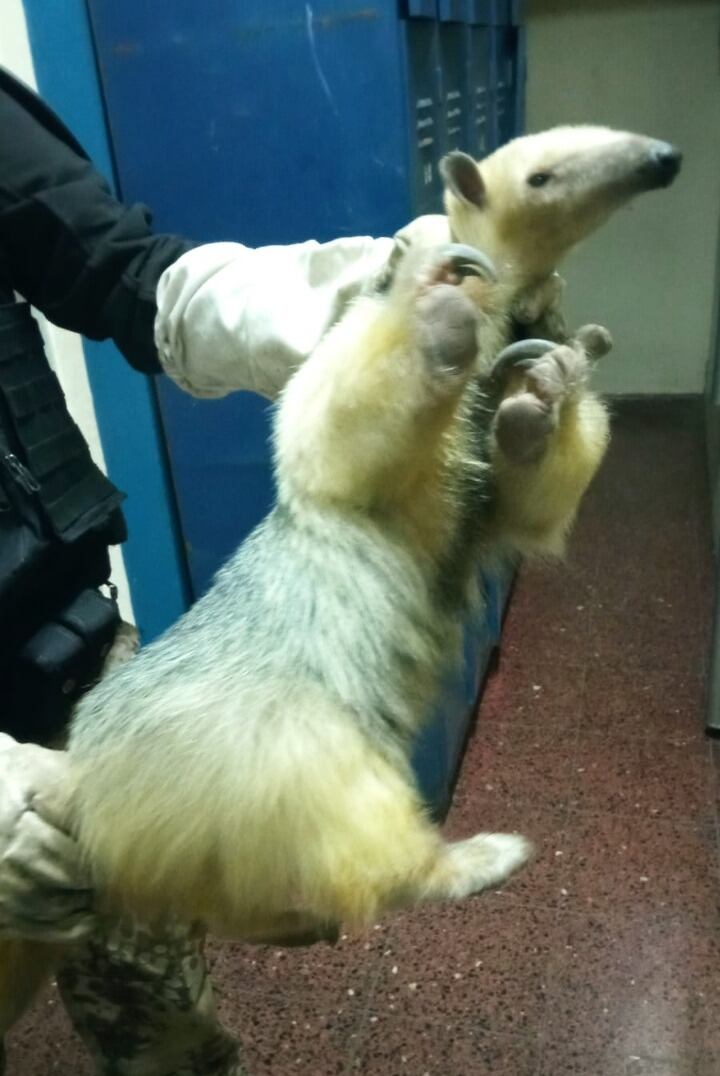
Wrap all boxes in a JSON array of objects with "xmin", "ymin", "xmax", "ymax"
[
  {"xmin": 440, "ymin": 243, "xmax": 497, "ymax": 283},
  {"xmin": 491, "ymin": 338, "xmax": 558, "ymax": 382}
]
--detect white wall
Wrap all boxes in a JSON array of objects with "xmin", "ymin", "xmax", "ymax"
[
  {"xmin": 1, "ymin": 0, "xmax": 134, "ymax": 620},
  {"xmin": 525, "ymin": 0, "xmax": 720, "ymax": 395}
]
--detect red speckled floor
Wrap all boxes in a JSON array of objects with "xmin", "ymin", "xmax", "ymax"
[{"xmin": 6, "ymin": 399, "xmax": 718, "ymax": 1076}]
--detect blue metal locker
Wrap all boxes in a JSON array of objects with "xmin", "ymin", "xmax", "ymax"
[
  {"xmin": 491, "ymin": 0, "xmax": 524, "ymax": 148},
  {"xmin": 404, "ymin": 8, "xmax": 446, "ymax": 213},
  {"xmin": 85, "ymin": 0, "xmax": 525, "ymax": 814},
  {"xmin": 467, "ymin": 3, "xmax": 494, "ymax": 157},
  {"xmin": 437, "ymin": 3, "xmax": 470, "ymax": 155}
]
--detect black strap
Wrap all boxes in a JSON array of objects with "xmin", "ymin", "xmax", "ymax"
[{"xmin": 0, "ymin": 301, "xmax": 127, "ymax": 542}]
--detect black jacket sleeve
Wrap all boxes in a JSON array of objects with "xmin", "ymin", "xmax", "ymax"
[{"xmin": 0, "ymin": 67, "xmax": 197, "ymax": 374}]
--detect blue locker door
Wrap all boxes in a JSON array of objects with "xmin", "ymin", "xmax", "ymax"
[
  {"xmin": 86, "ymin": 0, "xmax": 417, "ymax": 598},
  {"xmin": 437, "ymin": 3, "xmax": 471, "ymax": 156},
  {"xmin": 467, "ymin": 16, "xmax": 493, "ymax": 157},
  {"xmin": 491, "ymin": 0, "xmax": 524, "ymax": 147},
  {"xmin": 403, "ymin": 14, "xmax": 446, "ymax": 213}
]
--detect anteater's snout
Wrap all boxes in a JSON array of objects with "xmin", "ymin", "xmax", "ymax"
[{"xmin": 639, "ymin": 141, "xmax": 682, "ymax": 188}]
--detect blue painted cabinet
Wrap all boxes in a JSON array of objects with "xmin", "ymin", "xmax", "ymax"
[{"xmin": 85, "ymin": 0, "xmax": 525, "ymax": 813}]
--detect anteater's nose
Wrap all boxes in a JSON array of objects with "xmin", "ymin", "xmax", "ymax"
[{"xmin": 644, "ymin": 141, "xmax": 683, "ymax": 186}]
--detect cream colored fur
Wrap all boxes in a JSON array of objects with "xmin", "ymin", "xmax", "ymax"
[{"xmin": 435, "ymin": 124, "xmax": 680, "ymax": 555}]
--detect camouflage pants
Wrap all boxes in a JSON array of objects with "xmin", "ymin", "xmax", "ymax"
[{"xmin": 55, "ymin": 917, "xmax": 245, "ymax": 1076}]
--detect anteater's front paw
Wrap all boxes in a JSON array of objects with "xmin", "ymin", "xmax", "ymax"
[
  {"xmin": 414, "ymin": 285, "xmax": 479, "ymax": 377},
  {"xmin": 411, "ymin": 245, "xmax": 495, "ymax": 379},
  {"xmin": 491, "ymin": 326, "xmax": 612, "ymax": 464}
]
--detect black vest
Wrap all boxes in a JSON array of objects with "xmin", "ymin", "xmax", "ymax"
[{"xmin": 0, "ymin": 294, "xmax": 125, "ymax": 743}]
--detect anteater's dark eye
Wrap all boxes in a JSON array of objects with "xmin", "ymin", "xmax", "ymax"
[{"xmin": 527, "ymin": 172, "xmax": 552, "ymax": 188}]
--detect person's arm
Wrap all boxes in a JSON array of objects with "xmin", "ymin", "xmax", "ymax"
[
  {"xmin": 153, "ymin": 236, "xmax": 395, "ymax": 399},
  {"xmin": 0, "ymin": 67, "xmax": 194, "ymax": 374},
  {"xmin": 0, "ymin": 69, "xmax": 416, "ymax": 397}
]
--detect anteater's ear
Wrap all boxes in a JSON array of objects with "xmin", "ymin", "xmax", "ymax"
[{"xmin": 439, "ymin": 152, "xmax": 486, "ymax": 208}]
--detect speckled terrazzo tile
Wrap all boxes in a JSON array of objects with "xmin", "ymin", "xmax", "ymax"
[
  {"xmin": 476, "ymin": 660, "xmax": 587, "ymax": 738},
  {"xmin": 368, "ymin": 899, "xmax": 555, "ymax": 1041},
  {"xmin": 583, "ymin": 577, "xmax": 707, "ymax": 645},
  {"xmin": 208, "ymin": 928, "xmax": 385, "ymax": 1001},
  {"xmin": 537, "ymin": 1041, "xmax": 698, "ymax": 1076},
  {"xmin": 711, "ymin": 742, "xmax": 720, "ymax": 811},
  {"xmin": 696, "ymin": 546, "xmax": 717, "ymax": 606},
  {"xmin": 695, "ymin": 1056, "xmax": 720, "ymax": 1076},
  {"xmin": 567, "ymin": 733, "xmax": 714, "ymax": 824},
  {"xmin": 207, "ymin": 929, "xmax": 388, "ymax": 1071},
  {"xmin": 5, "ymin": 983, "xmax": 91, "ymax": 1076},
  {"xmin": 509, "ymin": 558, "xmax": 600, "ymax": 604},
  {"xmin": 585, "ymin": 487, "xmax": 705, "ymax": 539},
  {"xmin": 586, "ymin": 608, "xmax": 709, "ymax": 679},
  {"xmin": 578, "ymin": 479, "xmax": 703, "ymax": 534},
  {"xmin": 229, "ymin": 996, "xmax": 352, "ymax": 1076},
  {"xmin": 594, "ymin": 405, "xmax": 706, "ymax": 511},
  {"xmin": 554, "ymin": 810, "xmax": 720, "ymax": 920},
  {"xmin": 581, "ymin": 430, "xmax": 703, "ymax": 504},
  {"xmin": 501, "ymin": 575, "xmax": 592, "ymax": 665},
  {"xmin": 577, "ymin": 485, "xmax": 707, "ymax": 591},
  {"xmin": 492, "ymin": 558, "xmax": 595, "ymax": 686},
  {"xmin": 454, "ymin": 722, "xmax": 580, "ymax": 816},
  {"xmin": 605, "ymin": 431, "xmax": 706, "ymax": 491},
  {"xmin": 589, "ymin": 555, "xmax": 708, "ymax": 615},
  {"xmin": 623, "ymin": 1059, "xmax": 701, "ymax": 1076},
  {"xmin": 581, "ymin": 664, "xmax": 707, "ymax": 744},
  {"xmin": 497, "ymin": 633, "xmax": 589, "ymax": 683},
  {"xmin": 349, "ymin": 1020, "xmax": 540, "ymax": 1076},
  {"xmin": 543, "ymin": 911, "xmax": 720, "ymax": 1063},
  {"xmin": 697, "ymin": 983, "xmax": 720, "ymax": 1056}
]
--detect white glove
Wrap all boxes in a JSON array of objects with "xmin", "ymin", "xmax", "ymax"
[
  {"xmin": 0, "ymin": 734, "xmax": 94, "ymax": 943},
  {"xmin": 153, "ymin": 217, "xmax": 453, "ymax": 401},
  {"xmin": 154, "ymin": 235, "xmax": 393, "ymax": 399}
]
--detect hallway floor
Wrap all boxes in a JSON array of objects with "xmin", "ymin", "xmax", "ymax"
[{"xmin": 7, "ymin": 399, "xmax": 718, "ymax": 1075}]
